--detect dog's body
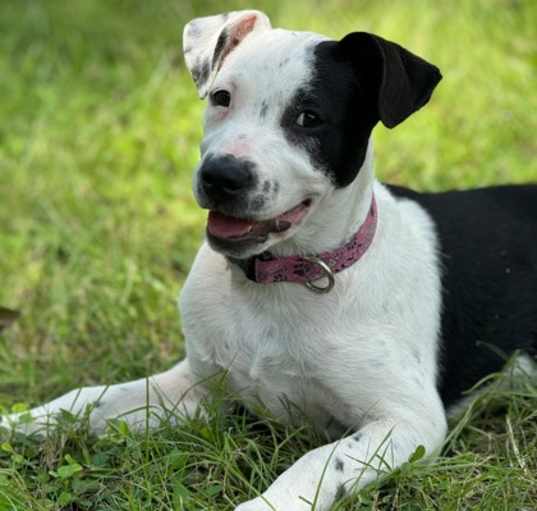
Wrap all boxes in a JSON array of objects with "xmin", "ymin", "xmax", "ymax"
[
  {"xmin": 3, "ymin": 10, "xmax": 536, "ymax": 511},
  {"xmin": 390, "ymin": 184, "xmax": 537, "ymax": 406}
]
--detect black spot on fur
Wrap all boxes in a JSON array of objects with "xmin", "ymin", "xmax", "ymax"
[
  {"xmin": 250, "ymin": 195, "xmax": 265, "ymax": 210},
  {"xmin": 262, "ymin": 180, "xmax": 271, "ymax": 193},
  {"xmin": 334, "ymin": 458, "xmax": 344, "ymax": 471},
  {"xmin": 353, "ymin": 432, "xmax": 363, "ymax": 442},
  {"xmin": 260, "ymin": 101, "xmax": 269, "ymax": 119},
  {"xmin": 335, "ymin": 484, "xmax": 346, "ymax": 500},
  {"xmin": 279, "ymin": 57, "xmax": 290, "ymax": 68}
]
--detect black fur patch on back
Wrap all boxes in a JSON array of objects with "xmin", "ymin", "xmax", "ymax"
[{"xmin": 389, "ymin": 184, "xmax": 537, "ymax": 407}]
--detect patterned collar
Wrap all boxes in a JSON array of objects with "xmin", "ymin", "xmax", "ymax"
[{"xmin": 229, "ymin": 195, "xmax": 378, "ymax": 294}]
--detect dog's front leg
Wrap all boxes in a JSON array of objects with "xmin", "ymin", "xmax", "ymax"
[
  {"xmin": 1, "ymin": 358, "xmax": 208, "ymax": 435},
  {"xmin": 236, "ymin": 411, "xmax": 446, "ymax": 511}
]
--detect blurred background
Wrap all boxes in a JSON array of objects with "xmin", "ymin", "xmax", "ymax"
[
  {"xmin": 0, "ymin": 2, "xmax": 536, "ymax": 509},
  {"xmin": 0, "ymin": 0, "xmax": 535, "ymax": 401}
]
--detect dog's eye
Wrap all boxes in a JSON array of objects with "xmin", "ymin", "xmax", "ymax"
[
  {"xmin": 296, "ymin": 111, "xmax": 322, "ymax": 128},
  {"xmin": 210, "ymin": 89, "xmax": 231, "ymax": 108}
]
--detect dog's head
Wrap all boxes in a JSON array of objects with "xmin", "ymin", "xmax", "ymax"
[{"xmin": 183, "ymin": 10, "xmax": 441, "ymax": 258}]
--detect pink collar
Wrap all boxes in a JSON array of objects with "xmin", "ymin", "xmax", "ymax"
[{"xmin": 231, "ymin": 195, "xmax": 378, "ymax": 293}]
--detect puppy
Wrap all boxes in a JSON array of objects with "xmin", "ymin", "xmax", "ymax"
[{"xmin": 3, "ymin": 10, "xmax": 536, "ymax": 511}]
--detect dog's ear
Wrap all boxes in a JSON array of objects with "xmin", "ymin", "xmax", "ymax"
[
  {"xmin": 183, "ymin": 10, "xmax": 272, "ymax": 98},
  {"xmin": 337, "ymin": 32, "xmax": 442, "ymax": 128}
]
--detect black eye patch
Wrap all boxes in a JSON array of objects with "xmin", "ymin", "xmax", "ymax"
[{"xmin": 280, "ymin": 42, "xmax": 378, "ymax": 188}]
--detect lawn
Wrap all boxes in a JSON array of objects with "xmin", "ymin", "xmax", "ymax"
[{"xmin": 0, "ymin": 0, "xmax": 536, "ymax": 509}]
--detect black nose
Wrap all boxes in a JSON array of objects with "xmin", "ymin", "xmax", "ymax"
[{"xmin": 200, "ymin": 155, "xmax": 256, "ymax": 201}]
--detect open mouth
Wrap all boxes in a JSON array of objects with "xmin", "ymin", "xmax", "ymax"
[{"xmin": 207, "ymin": 199, "xmax": 312, "ymax": 242}]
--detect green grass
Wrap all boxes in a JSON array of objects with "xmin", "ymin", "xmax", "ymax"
[{"xmin": 0, "ymin": 0, "xmax": 536, "ymax": 509}]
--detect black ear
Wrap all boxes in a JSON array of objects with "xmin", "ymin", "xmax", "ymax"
[{"xmin": 338, "ymin": 32, "xmax": 442, "ymax": 128}]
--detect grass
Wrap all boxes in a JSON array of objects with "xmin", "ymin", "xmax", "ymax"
[{"xmin": 0, "ymin": 0, "xmax": 536, "ymax": 509}]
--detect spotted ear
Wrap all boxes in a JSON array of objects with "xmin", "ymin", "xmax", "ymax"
[
  {"xmin": 338, "ymin": 32, "xmax": 442, "ymax": 128},
  {"xmin": 183, "ymin": 10, "xmax": 272, "ymax": 98}
]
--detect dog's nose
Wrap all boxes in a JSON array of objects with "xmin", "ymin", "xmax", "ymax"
[{"xmin": 200, "ymin": 155, "xmax": 255, "ymax": 200}]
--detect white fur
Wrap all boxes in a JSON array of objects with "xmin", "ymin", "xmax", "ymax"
[
  {"xmin": 2, "ymin": 13, "xmax": 451, "ymax": 511},
  {"xmin": 182, "ymin": 172, "xmax": 447, "ymax": 510},
  {"xmin": 183, "ymin": 10, "xmax": 272, "ymax": 98}
]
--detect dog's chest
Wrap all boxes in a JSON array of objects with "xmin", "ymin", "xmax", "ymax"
[
  {"xmin": 216, "ymin": 321, "xmax": 308, "ymax": 404},
  {"xmin": 195, "ymin": 303, "xmax": 325, "ymax": 415},
  {"xmin": 181, "ymin": 263, "xmax": 343, "ymax": 425}
]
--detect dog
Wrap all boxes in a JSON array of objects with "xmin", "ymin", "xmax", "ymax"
[{"xmin": 3, "ymin": 9, "xmax": 537, "ymax": 511}]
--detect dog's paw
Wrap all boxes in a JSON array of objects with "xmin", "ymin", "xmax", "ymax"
[{"xmin": 0, "ymin": 383, "xmax": 193, "ymax": 437}]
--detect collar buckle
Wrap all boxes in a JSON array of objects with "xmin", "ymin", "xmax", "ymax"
[{"xmin": 303, "ymin": 256, "xmax": 335, "ymax": 294}]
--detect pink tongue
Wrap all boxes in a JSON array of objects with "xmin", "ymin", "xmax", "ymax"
[{"xmin": 207, "ymin": 211, "xmax": 256, "ymax": 239}]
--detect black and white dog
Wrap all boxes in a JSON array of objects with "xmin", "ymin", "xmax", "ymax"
[{"xmin": 3, "ymin": 10, "xmax": 537, "ymax": 511}]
